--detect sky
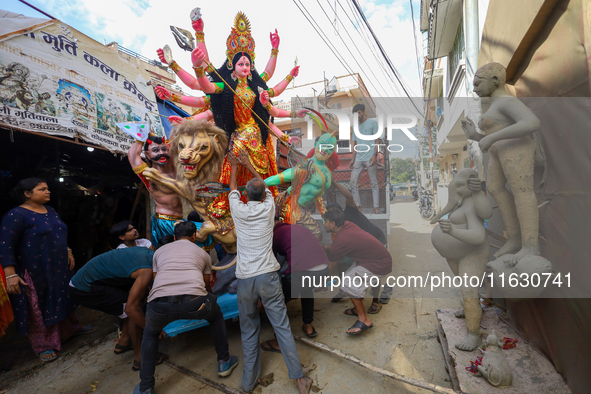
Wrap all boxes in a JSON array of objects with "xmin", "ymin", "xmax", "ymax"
[{"xmin": 2, "ymin": 0, "xmax": 424, "ymax": 158}]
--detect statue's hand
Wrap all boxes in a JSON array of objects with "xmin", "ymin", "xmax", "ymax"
[
  {"xmin": 191, "ymin": 48, "xmax": 206, "ymax": 68},
  {"xmin": 468, "ymin": 177, "xmax": 482, "ymax": 193},
  {"xmin": 290, "ymin": 66, "xmax": 300, "ymax": 78},
  {"xmin": 168, "ymin": 115, "xmax": 184, "ymax": 124},
  {"xmin": 439, "ymin": 219, "xmax": 452, "ymax": 234},
  {"xmin": 259, "ymin": 90, "xmax": 270, "ymax": 107},
  {"xmin": 270, "ymin": 29, "xmax": 280, "ymax": 49},
  {"xmin": 296, "ymin": 108, "xmax": 309, "ymax": 118},
  {"xmin": 156, "ymin": 48, "xmax": 167, "ymax": 65},
  {"xmin": 479, "ymin": 135, "xmax": 494, "ymax": 153},
  {"xmin": 461, "ymin": 117, "xmax": 479, "ymax": 140},
  {"xmin": 154, "ymin": 86, "xmax": 171, "ymax": 100},
  {"xmin": 192, "ymin": 18, "xmax": 204, "ymax": 32},
  {"xmin": 143, "ymin": 167, "xmax": 160, "ymax": 182}
]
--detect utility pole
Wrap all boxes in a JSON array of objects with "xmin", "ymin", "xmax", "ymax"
[{"xmin": 428, "ymin": 122, "xmax": 434, "ymax": 194}]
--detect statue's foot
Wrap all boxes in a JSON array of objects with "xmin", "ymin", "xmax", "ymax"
[
  {"xmin": 508, "ymin": 246, "xmax": 541, "ymax": 267},
  {"xmin": 455, "ymin": 332, "xmax": 481, "ymax": 352},
  {"xmin": 454, "ymin": 309, "xmax": 465, "ymax": 318},
  {"xmin": 493, "ymin": 236, "xmax": 521, "ymax": 259}
]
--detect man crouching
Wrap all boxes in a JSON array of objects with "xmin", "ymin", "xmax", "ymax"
[{"xmin": 134, "ymin": 221, "xmax": 238, "ymax": 394}]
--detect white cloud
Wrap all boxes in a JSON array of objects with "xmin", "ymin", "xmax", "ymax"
[{"xmin": 36, "ymin": 0, "xmax": 423, "ymax": 102}]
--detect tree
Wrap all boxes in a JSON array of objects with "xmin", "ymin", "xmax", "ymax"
[{"xmin": 390, "ymin": 158, "xmax": 415, "ymax": 183}]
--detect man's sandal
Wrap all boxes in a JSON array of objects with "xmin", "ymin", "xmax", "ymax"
[
  {"xmin": 38, "ymin": 349, "xmax": 58, "ymax": 362},
  {"xmin": 343, "ymin": 308, "xmax": 358, "ymax": 316},
  {"xmin": 114, "ymin": 343, "xmax": 133, "ymax": 355},
  {"xmin": 367, "ymin": 303, "xmax": 382, "ymax": 314},
  {"xmin": 346, "ymin": 320, "xmax": 373, "ymax": 335},
  {"xmin": 260, "ymin": 340, "xmax": 281, "ymax": 353}
]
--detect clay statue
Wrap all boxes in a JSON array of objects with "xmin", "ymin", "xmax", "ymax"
[
  {"xmin": 461, "ymin": 62, "xmax": 542, "ymax": 267},
  {"xmin": 431, "ymin": 168, "xmax": 493, "ymax": 351},
  {"xmin": 265, "ymin": 132, "xmax": 338, "ymax": 241},
  {"xmin": 477, "ymin": 330, "xmax": 513, "ymax": 387}
]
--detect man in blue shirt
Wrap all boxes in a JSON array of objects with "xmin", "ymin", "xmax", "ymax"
[
  {"xmin": 349, "ymin": 104, "xmax": 381, "ymax": 214},
  {"xmin": 70, "ymin": 247, "xmax": 154, "ymax": 370}
]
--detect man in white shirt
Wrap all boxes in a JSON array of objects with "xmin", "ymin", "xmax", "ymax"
[
  {"xmin": 133, "ymin": 221, "xmax": 238, "ymax": 394},
  {"xmin": 112, "ymin": 220, "xmax": 153, "ymax": 249},
  {"xmin": 228, "ymin": 151, "xmax": 312, "ymax": 394}
]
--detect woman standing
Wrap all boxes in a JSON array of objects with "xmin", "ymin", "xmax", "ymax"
[{"xmin": 0, "ymin": 178, "xmax": 84, "ymax": 361}]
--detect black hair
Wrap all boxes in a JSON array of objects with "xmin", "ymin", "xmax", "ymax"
[
  {"xmin": 111, "ymin": 220, "xmax": 132, "ymax": 238},
  {"xmin": 209, "ymin": 52, "xmax": 270, "ymax": 145},
  {"xmin": 352, "ymin": 103, "xmax": 366, "ymax": 113},
  {"xmin": 158, "ymin": 235, "xmax": 175, "ymax": 246},
  {"xmin": 174, "ymin": 221, "xmax": 197, "ymax": 239},
  {"xmin": 323, "ymin": 208, "xmax": 345, "ymax": 227},
  {"xmin": 187, "ymin": 211, "xmax": 204, "ymax": 223},
  {"xmin": 325, "ymin": 203, "xmax": 343, "ymax": 212},
  {"xmin": 143, "ymin": 135, "xmax": 167, "ymax": 151},
  {"xmin": 245, "ymin": 178, "xmax": 265, "ymax": 201},
  {"xmin": 11, "ymin": 177, "xmax": 46, "ymax": 203}
]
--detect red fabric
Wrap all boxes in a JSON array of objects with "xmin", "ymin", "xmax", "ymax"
[
  {"xmin": 273, "ymin": 222, "xmax": 329, "ymax": 273},
  {"xmin": 306, "ymin": 149, "xmax": 339, "ymax": 172},
  {"xmin": 0, "ymin": 268, "xmax": 13, "ymax": 337},
  {"xmin": 329, "ymin": 222, "xmax": 392, "ymax": 275}
]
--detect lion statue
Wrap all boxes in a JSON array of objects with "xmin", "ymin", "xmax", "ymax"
[{"xmin": 143, "ymin": 120, "xmax": 239, "ymax": 260}]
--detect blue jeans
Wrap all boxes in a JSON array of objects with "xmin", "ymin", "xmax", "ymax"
[
  {"xmin": 139, "ymin": 293, "xmax": 229, "ymax": 391},
  {"xmin": 237, "ymin": 272, "xmax": 303, "ymax": 392}
]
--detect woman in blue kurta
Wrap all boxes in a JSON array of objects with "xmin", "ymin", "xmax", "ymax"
[{"xmin": 0, "ymin": 178, "xmax": 81, "ymax": 362}]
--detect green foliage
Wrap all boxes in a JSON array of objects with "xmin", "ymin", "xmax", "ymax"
[{"xmin": 390, "ymin": 158, "xmax": 416, "ymax": 182}]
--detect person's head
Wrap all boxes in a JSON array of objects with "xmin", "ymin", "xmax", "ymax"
[
  {"xmin": 111, "ymin": 220, "xmax": 139, "ymax": 244},
  {"xmin": 144, "ymin": 135, "xmax": 170, "ymax": 167},
  {"xmin": 174, "ymin": 221, "xmax": 197, "ymax": 241},
  {"xmin": 12, "ymin": 178, "xmax": 49, "ymax": 204},
  {"xmin": 473, "ymin": 62, "xmax": 506, "ymax": 97},
  {"xmin": 187, "ymin": 211, "xmax": 204, "ymax": 223},
  {"xmin": 158, "ymin": 235, "xmax": 175, "ymax": 247},
  {"xmin": 325, "ymin": 203, "xmax": 343, "ymax": 212},
  {"xmin": 352, "ymin": 103, "xmax": 366, "ymax": 121},
  {"xmin": 323, "ymin": 208, "xmax": 345, "ymax": 233},
  {"xmin": 245, "ymin": 178, "xmax": 266, "ymax": 202},
  {"xmin": 314, "ymin": 132, "xmax": 337, "ymax": 162}
]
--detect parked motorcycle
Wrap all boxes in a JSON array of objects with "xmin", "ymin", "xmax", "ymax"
[{"xmin": 416, "ymin": 189, "xmax": 435, "ymax": 220}]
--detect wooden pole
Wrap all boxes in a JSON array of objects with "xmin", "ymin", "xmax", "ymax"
[
  {"xmin": 163, "ymin": 360, "xmax": 244, "ymax": 394},
  {"xmin": 294, "ymin": 336, "xmax": 465, "ymax": 394},
  {"xmin": 129, "ymin": 183, "xmax": 144, "ymax": 221}
]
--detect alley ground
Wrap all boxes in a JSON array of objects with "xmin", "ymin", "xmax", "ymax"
[{"xmin": 0, "ymin": 196, "xmax": 463, "ymax": 394}]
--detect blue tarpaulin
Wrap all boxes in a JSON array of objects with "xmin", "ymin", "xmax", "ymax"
[{"xmin": 156, "ymin": 98, "xmax": 191, "ymax": 139}]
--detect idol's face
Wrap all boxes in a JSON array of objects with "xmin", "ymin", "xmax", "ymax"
[
  {"xmin": 473, "ymin": 75, "xmax": 496, "ymax": 97},
  {"xmin": 235, "ymin": 56, "xmax": 251, "ymax": 79},
  {"xmin": 146, "ymin": 142, "xmax": 171, "ymax": 166}
]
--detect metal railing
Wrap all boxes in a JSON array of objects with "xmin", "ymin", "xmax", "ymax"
[{"xmin": 118, "ymin": 44, "xmax": 166, "ymax": 69}]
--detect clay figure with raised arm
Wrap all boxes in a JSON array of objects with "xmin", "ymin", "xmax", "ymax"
[
  {"xmin": 265, "ymin": 132, "xmax": 338, "ymax": 241},
  {"xmin": 461, "ymin": 62, "xmax": 542, "ymax": 267},
  {"xmin": 430, "ymin": 168, "xmax": 493, "ymax": 351},
  {"xmin": 128, "ymin": 135, "xmax": 184, "ymax": 247}
]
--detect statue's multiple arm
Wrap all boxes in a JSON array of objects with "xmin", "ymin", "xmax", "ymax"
[{"xmin": 265, "ymin": 168, "xmax": 293, "ymax": 187}]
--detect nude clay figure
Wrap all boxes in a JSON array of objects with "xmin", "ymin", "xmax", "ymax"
[
  {"xmin": 461, "ymin": 62, "xmax": 542, "ymax": 267},
  {"xmin": 431, "ymin": 168, "xmax": 493, "ymax": 351}
]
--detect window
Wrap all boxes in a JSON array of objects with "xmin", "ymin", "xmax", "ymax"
[{"xmin": 449, "ymin": 17, "xmax": 465, "ymax": 79}]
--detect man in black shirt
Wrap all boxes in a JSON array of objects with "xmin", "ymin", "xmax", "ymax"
[{"xmin": 327, "ymin": 181, "xmax": 392, "ymax": 306}]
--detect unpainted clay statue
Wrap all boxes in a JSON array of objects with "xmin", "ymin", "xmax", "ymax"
[
  {"xmin": 431, "ymin": 168, "xmax": 493, "ymax": 351},
  {"xmin": 461, "ymin": 62, "xmax": 545, "ymax": 267},
  {"xmin": 477, "ymin": 330, "xmax": 512, "ymax": 387},
  {"xmin": 487, "ymin": 253, "xmax": 553, "ymax": 299}
]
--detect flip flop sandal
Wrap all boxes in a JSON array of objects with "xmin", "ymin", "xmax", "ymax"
[
  {"xmin": 260, "ymin": 340, "xmax": 281, "ymax": 353},
  {"xmin": 71, "ymin": 324, "xmax": 97, "ymax": 337},
  {"xmin": 303, "ymin": 325, "xmax": 318, "ymax": 338},
  {"xmin": 114, "ymin": 343, "xmax": 133, "ymax": 355},
  {"xmin": 343, "ymin": 308, "xmax": 358, "ymax": 316},
  {"xmin": 367, "ymin": 303, "xmax": 382, "ymax": 314},
  {"xmin": 38, "ymin": 349, "xmax": 58, "ymax": 362},
  {"xmin": 132, "ymin": 352, "xmax": 168, "ymax": 371},
  {"xmin": 346, "ymin": 320, "xmax": 374, "ymax": 335}
]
